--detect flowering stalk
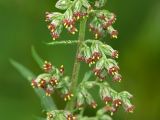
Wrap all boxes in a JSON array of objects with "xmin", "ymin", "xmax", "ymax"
[
  {"xmin": 66, "ymin": 18, "xmax": 87, "ymax": 110},
  {"xmin": 11, "ymin": 0, "xmax": 134, "ymax": 120}
]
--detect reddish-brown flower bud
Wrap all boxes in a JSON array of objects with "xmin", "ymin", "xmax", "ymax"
[
  {"xmin": 77, "ymin": 54, "xmax": 85, "ymax": 62},
  {"xmin": 90, "ymin": 101, "xmax": 97, "ymax": 109},
  {"xmin": 99, "ymin": 14, "xmax": 106, "ymax": 20},
  {"xmin": 68, "ymin": 26, "xmax": 78, "ymax": 34},
  {"xmin": 66, "ymin": 114, "xmax": 76, "ymax": 120},
  {"xmin": 85, "ymin": 57, "xmax": 94, "ymax": 64},
  {"xmin": 111, "ymin": 50, "xmax": 119, "ymax": 59},
  {"xmin": 93, "ymin": 68, "xmax": 101, "ymax": 76},
  {"xmin": 45, "ymin": 88, "xmax": 53, "ymax": 96},
  {"xmin": 43, "ymin": 61, "xmax": 52, "ymax": 72},
  {"xmin": 48, "ymin": 24, "xmax": 56, "ymax": 32},
  {"xmin": 63, "ymin": 18, "xmax": 76, "ymax": 28},
  {"xmin": 108, "ymin": 66, "xmax": 119, "ymax": 75},
  {"xmin": 110, "ymin": 30, "xmax": 118, "ymax": 39},
  {"xmin": 126, "ymin": 105, "xmax": 135, "ymax": 113},
  {"xmin": 73, "ymin": 12, "xmax": 81, "ymax": 19},
  {"xmin": 105, "ymin": 106, "xmax": 117, "ymax": 116},
  {"xmin": 113, "ymin": 99, "xmax": 122, "ymax": 108},
  {"xmin": 51, "ymin": 32, "xmax": 59, "ymax": 40},
  {"xmin": 38, "ymin": 79, "xmax": 46, "ymax": 89},
  {"xmin": 31, "ymin": 79, "xmax": 38, "ymax": 88},
  {"xmin": 103, "ymin": 96, "xmax": 113, "ymax": 104},
  {"xmin": 49, "ymin": 77, "xmax": 58, "ymax": 86},
  {"xmin": 92, "ymin": 52, "xmax": 102, "ymax": 61},
  {"xmin": 113, "ymin": 73, "xmax": 122, "ymax": 82}
]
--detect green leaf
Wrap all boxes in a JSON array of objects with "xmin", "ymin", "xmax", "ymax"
[
  {"xmin": 31, "ymin": 46, "xmax": 44, "ymax": 69},
  {"xmin": 55, "ymin": 0, "xmax": 72, "ymax": 10},
  {"xmin": 95, "ymin": 0, "xmax": 107, "ymax": 8},
  {"xmin": 10, "ymin": 59, "xmax": 35, "ymax": 81},
  {"xmin": 10, "ymin": 59, "xmax": 57, "ymax": 111}
]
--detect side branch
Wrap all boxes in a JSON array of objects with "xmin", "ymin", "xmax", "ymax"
[{"xmin": 47, "ymin": 40, "xmax": 80, "ymax": 45}]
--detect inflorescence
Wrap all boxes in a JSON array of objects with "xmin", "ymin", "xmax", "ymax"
[
  {"xmin": 30, "ymin": 0, "xmax": 134, "ymax": 119},
  {"xmin": 31, "ymin": 61, "xmax": 73, "ymax": 101}
]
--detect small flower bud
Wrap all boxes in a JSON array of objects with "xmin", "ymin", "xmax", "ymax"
[
  {"xmin": 104, "ymin": 105, "xmax": 117, "ymax": 116},
  {"xmin": 92, "ymin": 52, "xmax": 102, "ymax": 61},
  {"xmin": 93, "ymin": 68, "xmax": 101, "ymax": 76},
  {"xmin": 43, "ymin": 61, "xmax": 53, "ymax": 72},
  {"xmin": 107, "ymin": 26, "xmax": 118, "ymax": 39},
  {"xmin": 113, "ymin": 98, "xmax": 122, "ymax": 108},
  {"xmin": 90, "ymin": 101, "xmax": 97, "ymax": 109},
  {"xmin": 59, "ymin": 65, "xmax": 64, "ymax": 74},
  {"xmin": 31, "ymin": 79, "xmax": 38, "ymax": 88},
  {"xmin": 45, "ymin": 86, "xmax": 54, "ymax": 96},
  {"xmin": 47, "ymin": 112, "xmax": 54, "ymax": 120},
  {"xmin": 64, "ymin": 92, "xmax": 74, "ymax": 101},
  {"xmin": 66, "ymin": 113, "xmax": 76, "ymax": 120},
  {"xmin": 48, "ymin": 24, "xmax": 56, "ymax": 32},
  {"xmin": 77, "ymin": 54, "xmax": 85, "ymax": 62},
  {"xmin": 38, "ymin": 79, "xmax": 47, "ymax": 89},
  {"xmin": 125, "ymin": 104, "xmax": 135, "ymax": 113},
  {"xmin": 49, "ymin": 77, "xmax": 58, "ymax": 86},
  {"xmin": 51, "ymin": 32, "xmax": 59, "ymax": 40},
  {"xmin": 108, "ymin": 66, "xmax": 119, "ymax": 75},
  {"xmin": 113, "ymin": 73, "xmax": 122, "ymax": 82},
  {"xmin": 111, "ymin": 30, "xmax": 118, "ymax": 39},
  {"xmin": 111, "ymin": 50, "xmax": 119, "ymax": 59}
]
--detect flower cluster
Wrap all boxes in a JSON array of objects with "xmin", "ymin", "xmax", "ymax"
[
  {"xmin": 31, "ymin": 61, "xmax": 73, "ymax": 101},
  {"xmin": 12, "ymin": 0, "xmax": 134, "ymax": 120},
  {"xmin": 89, "ymin": 10, "xmax": 118, "ymax": 39},
  {"xmin": 99, "ymin": 83, "xmax": 134, "ymax": 114},
  {"xmin": 76, "ymin": 76, "xmax": 134, "ymax": 115},
  {"xmin": 45, "ymin": 0, "xmax": 91, "ymax": 40},
  {"xmin": 77, "ymin": 41, "xmax": 121, "ymax": 81},
  {"xmin": 47, "ymin": 110, "xmax": 76, "ymax": 120}
]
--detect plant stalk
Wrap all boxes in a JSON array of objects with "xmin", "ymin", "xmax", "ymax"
[{"xmin": 66, "ymin": 18, "xmax": 87, "ymax": 110}]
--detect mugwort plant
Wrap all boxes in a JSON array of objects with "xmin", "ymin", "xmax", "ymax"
[{"xmin": 11, "ymin": 0, "xmax": 134, "ymax": 120}]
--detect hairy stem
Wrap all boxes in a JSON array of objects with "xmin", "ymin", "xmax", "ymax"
[{"xmin": 66, "ymin": 18, "xmax": 87, "ymax": 110}]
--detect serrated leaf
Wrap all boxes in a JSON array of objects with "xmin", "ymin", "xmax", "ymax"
[
  {"xmin": 55, "ymin": 0, "xmax": 72, "ymax": 10},
  {"xmin": 10, "ymin": 59, "xmax": 57, "ymax": 111},
  {"xmin": 31, "ymin": 46, "xmax": 44, "ymax": 69}
]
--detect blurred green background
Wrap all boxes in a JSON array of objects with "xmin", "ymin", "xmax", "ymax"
[{"xmin": 0, "ymin": 0, "xmax": 160, "ymax": 120}]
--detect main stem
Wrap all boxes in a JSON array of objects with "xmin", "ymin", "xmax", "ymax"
[{"xmin": 66, "ymin": 18, "xmax": 87, "ymax": 110}]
